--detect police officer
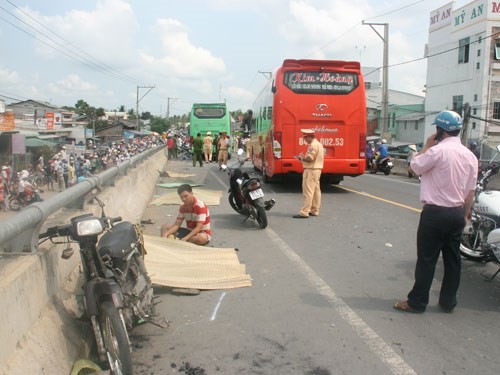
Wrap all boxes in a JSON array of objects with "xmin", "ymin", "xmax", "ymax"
[
  {"xmin": 293, "ymin": 129, "xmax": 324, "ymax": 218},
  {"xmin": 394, "ymin": 110, "xmax": 478, "ymax": 313}
]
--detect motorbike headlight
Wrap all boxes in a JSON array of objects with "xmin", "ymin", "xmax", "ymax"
[{"xmin": 76, "ymin": 219, "xmax": 104, "ymax": 236}]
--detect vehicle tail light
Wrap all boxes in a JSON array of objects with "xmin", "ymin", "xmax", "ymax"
[
  {"xmin": 359, "ymin": 131, "xmax": 366, "ymax": 158},
  {"xmin": 273, "ymin": 132, "xmax": 282, "ymax": 159},
  {"xmin": 248, "ymin": 181, "xmax": 261, "ymax": 190}
]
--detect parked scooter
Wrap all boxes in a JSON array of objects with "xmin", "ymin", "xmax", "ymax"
[
  {"xmin": 38, "ymin": 192, "xmax": 159, "ymax": 374},
  {"xmin": 370, "ymin": 154, "xmax": 393, "ymax": 175},
  {"xmin": 460, "ymin": 145, "xmax": 500, "ymax": 280},
  {"xmin": 222, "ymin": 149, "xmax": 275, "ymax": 229}
]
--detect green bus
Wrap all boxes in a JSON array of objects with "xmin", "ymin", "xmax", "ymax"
[{"xmin": 189, "ymin": 103, "xmax": 231, "ymax": 138}]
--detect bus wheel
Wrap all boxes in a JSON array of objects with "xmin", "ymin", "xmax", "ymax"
[{"xmin": 262, "ymin": 164, "xmax": 271, "ymax": 183}]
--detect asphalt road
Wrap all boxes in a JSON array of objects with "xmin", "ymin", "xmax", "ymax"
[{"xmin": 131, "ymin": 160, "xmax": 500, "ymax": 375}]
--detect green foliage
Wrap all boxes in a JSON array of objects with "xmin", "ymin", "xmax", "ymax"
[
  {"xmin": 127, "ymin": 108, "xmax": 137, "ymax": 119},
  {"xmin": 150, "ymin": 116, "xmax": 169, "ymax": 133},
  {"xmin": 141, "ymin": 111, "xmax": 152, "ymax": 120}
]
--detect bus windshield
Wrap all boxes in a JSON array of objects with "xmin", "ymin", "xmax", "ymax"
[
  {"xmin": 283, "ymin": 71, "xmax": 358, "ymax": 95},
  {"xmin": 193, "ymin": 107, "xmax": 226, "ymax": 119}
]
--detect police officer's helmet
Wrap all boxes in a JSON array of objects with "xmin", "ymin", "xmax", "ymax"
[
  {"xmin": 433, "ymin": 110, "xmax": 463, "ymax": 131},
  {"xmin": 381, "ymin": 139, "xmax": 387, "ymax": 144}
]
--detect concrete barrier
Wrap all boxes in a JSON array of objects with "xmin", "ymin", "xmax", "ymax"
[{"xmin": 0, "ymin": 149, "xmax": 167, "ymax": 375}]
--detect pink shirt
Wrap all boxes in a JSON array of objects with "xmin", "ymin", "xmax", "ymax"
[{"xmin": 410, "ymin": 137, "xmax": 478, "ymax": 207}]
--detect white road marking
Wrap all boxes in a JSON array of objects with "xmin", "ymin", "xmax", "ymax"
[
  {"xmin": 210, "ymin": 292, "xmax": 227, "ymax": 321},
  {"xmin": 265, "ymin": 227, "xmax": 418, "ymax": 375}
]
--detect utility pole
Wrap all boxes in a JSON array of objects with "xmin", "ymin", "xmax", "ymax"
[
  {"xmin": 136, "ymin": 85, "xmax": 155, "ymax": 131},
  {"xmin": 166, "ymin": 97, "xmax": 178, "ymax": 128},
  {"xmin": 166, "ymin": 97, "xmax": 178, "ymax": 120},
  {"xmin": 363, "ymin": 21, "xmax": 389, "ymax": 139}
]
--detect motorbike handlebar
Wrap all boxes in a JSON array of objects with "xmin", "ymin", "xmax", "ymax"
[
  {"xmin": 38, "ymin": 223, "xmax": 72, "ymax": 239},
  {"xmin": 109, "ymin": 216, "xmax": 122, "ymax": 224}
]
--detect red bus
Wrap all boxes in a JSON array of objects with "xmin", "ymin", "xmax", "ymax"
[{"xmin": 248, "ymin": 59, "xmax": 366, "ymax": 184}]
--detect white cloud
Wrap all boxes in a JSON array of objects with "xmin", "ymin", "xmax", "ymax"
[
  {"xmin": 20, "ymin": 0, "xmax": 139, "ymax": 66},
  {"xmin": 45, "ymin": 74, "xmax": 97, "ymax": 104},
  {"xmin": 141, "ymin": 18, "xmax": 226, "ymax": 79},
  {"xmin": 0, "ymin": 67, "xmax": 20, "ymax": 84}
]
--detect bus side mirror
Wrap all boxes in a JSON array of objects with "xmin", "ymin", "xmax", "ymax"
[{"xmin": 271, "ymin": 79, "xmax": 276, "ymax": 93}]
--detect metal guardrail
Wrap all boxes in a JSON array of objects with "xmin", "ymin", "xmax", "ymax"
[{"xmin": 0, "ymin": 146, "xmax": 164, "ymax": 253}]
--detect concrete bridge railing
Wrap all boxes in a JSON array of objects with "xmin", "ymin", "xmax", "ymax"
[{"xmin": 0, "ymin": 146, "xmax": 167, "ymax": 375}]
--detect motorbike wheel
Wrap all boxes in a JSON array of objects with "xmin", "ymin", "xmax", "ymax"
[
  {"xmin": 383, "ymin": 168, "xmax": 391, "ymax": 176},
  {"xmin": 99, "ymin": 301, "xmax": 133, "ymax": 375},
  {"xmin": 121, "ymin": 255, "xmax": 156, "ymax": 329},
  {"xmin": 34, "ymin": 176, "xmax": 44, "ymax": 187},
  {"xmin": 254, "ymin": 203, "xmax": 268, "ymax": 229},
  {"xmin": 228, "ymin": 192, "xmax": 244, "ymax": 214},
  {"xmin": 8, "ymin": 196, "xmax": 22, "ymax": 211},
  {"xmin": 460, "ymin": 237, "xmax": 488, "ymax": 261}
]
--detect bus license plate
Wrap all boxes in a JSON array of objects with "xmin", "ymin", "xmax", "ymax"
[{"xmin": 249, "ymin": 189, "xmax": 264, "ymax": 200}]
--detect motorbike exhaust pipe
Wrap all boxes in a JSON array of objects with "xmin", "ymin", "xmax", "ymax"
[{"xmin": 264, "ymin": 199, "xmax": 276, "ymax": 211}]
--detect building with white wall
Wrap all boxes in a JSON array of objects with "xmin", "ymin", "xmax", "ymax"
[{"xmin": 425, "ymin": 0, "xmax": 500, "ymax": 144}]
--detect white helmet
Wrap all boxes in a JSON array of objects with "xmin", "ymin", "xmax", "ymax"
[{"xmin": 381, "ymin": 139, "xmax": 387, "ymax": 144}]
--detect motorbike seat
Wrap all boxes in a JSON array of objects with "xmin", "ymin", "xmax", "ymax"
[{"xmin": 98, "ymin": 221, "xmax": 137, "ymax": 261}]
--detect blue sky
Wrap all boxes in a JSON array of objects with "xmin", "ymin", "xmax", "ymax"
[{"xmin": 0, "ymin": 0, "xmax": 470, "ymax": 116}]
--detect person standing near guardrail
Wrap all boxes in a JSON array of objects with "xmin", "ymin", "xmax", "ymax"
[{"xmin": 0, "ymin": 174, "xmax": 6, "ymax": 211}]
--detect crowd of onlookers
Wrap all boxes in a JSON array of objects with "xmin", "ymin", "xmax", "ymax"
[{"xmin": 0, "ymin": 135, "xmax": 163, "ymax": 211}]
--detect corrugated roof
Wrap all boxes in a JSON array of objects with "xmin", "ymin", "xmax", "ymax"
[
  {"xmin": 396, "ymin": 113, "xmax": 425, "ymax": 121},
  {"xmin": 25, "ymin": 138, "xmax": 57, "ymax": 148}
]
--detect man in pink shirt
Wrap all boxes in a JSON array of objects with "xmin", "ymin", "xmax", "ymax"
[{"xmin": 394, "ymin": 110, "xmax": 478, "ymax": 313}]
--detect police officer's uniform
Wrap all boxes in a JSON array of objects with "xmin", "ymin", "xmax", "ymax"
[{"xmin": 294, "ymin": 129, "xmax": 324, "ymax": 218}]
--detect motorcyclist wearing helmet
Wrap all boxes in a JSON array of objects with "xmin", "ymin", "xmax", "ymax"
[
  {"xmin": 371, "ymin": 139, "xmax": 389, "ymax": 172},
  {"xmin": 18, "ymin": 172, "xmax": 34, "ymax": 207},
  {"xmin": 365, "ymin": 141, "xmax": 375, "ymax": 170},
  {"xmin": 468, "ymin": 141, "xmax": 480, "ymax": 159},
  {"xmin": 394, "ymin": 110, "xmax": 478, "ymax": 314}
]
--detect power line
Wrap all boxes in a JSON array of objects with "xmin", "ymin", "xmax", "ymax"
[
  {"xmin": 303, "ymin": 0, "xmax": 428, "ymax": 59},
  {"xmin": 0, "ymin": 1, "xmax": 140, "ymax": 85}
]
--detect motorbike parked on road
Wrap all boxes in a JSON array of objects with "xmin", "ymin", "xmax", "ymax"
[
  {"xmin": 38, "ymin": 192, "xmax": 159, "ymax": 374},
  {"xmin": 222, "ymin": 149, "xmax": 275, "ymax": 229},
  {"xmin": 460, "ymin": 145, "xmax": 500, "ymax": 280}
]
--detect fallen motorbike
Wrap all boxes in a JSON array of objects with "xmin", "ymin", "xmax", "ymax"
[
  {"xmin": 9, "ymin": 184, "xmax": 42, "ymax": 211},
  {"xmin": 370, "ymin": 154, "xmax": 393, "ymax": 175},
  {"xmin": 38, "ymin": 192, "xmax": 158, "ymax": 374},
  {"xmin": 222, "ymin": 149, "xmax": 275, "ymax": 229},
  {"xmin": 460, "ymin": 145, "xmax": 500, "ymax": 280}
]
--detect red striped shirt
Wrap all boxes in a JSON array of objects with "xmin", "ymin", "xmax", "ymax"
[{"xmin": 177, "ymin": 197, "xmax": 211, "ymax": 237}]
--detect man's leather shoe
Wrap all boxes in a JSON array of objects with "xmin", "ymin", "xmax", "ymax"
[
  {"xmin": 393, "ymin": 300, "xmax": 424, "ymax": 314},
  {"xmin": 292, "ymin": 214, "xmax": 308, "ymax": 219}
]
